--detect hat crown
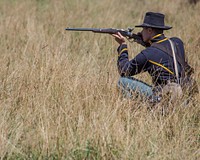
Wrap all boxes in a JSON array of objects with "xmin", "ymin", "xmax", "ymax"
[{"xmin": 144, "ymin": 12, "xmax": 165, "ymax": 27}]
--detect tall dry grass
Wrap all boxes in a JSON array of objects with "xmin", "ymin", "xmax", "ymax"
[{"xmin": 0, "ymin": 0, "xmax": 199, "ymax": 159}]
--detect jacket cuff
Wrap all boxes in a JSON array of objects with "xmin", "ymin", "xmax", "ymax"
[{"xmin": 117, "ymin": 44, "xmax": 128, "ymax": 56}]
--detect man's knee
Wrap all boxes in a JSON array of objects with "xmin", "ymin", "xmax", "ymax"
[
  {"xmin": 117, "ymin": 77, "xmax": 132, "ymax": 89},
  {"xmin": 117, "ymin": 76, "xmax": 154, "ymax": 98}
]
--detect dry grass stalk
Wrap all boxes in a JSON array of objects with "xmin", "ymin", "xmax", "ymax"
[{"xmin": 0, "ymin": 0, "xmax": 199, "ymax": 159}]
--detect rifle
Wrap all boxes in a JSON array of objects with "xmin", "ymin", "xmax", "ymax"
[{"xmin": 65, "ymin": 27, "xmax": 146, "ymax": 46}]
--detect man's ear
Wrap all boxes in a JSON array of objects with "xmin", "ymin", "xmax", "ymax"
[{"xmin": 147, "ymin": 28, "xmax": 153, "ymax": 33}]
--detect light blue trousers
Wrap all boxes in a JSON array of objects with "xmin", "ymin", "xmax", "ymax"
[{"xmin": 117, "ymin": 77, "xmax": 159, "ymax": 102}]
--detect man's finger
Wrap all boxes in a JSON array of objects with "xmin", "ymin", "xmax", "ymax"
[
  {"xmin": 117, "ymin": 32, "xmax": 123, "ymax": 38},
  {"xmin": 112, "ymin": 34, "xmax": 120, "ymax": 39}
]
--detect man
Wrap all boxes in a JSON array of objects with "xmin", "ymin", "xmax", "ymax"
[{"xmin": 112, "ymin": 12, "xmax": 197, "ymax": 102}]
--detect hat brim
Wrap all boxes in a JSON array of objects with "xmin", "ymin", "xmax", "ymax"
[{"xmin": 135, "ymin": 23, "xmax": 172, "ymax": 30}]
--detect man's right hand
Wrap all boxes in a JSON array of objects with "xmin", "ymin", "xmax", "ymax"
[{"xmin": 134, "ymin": 32, "xmax": 150, "ymax": 47}]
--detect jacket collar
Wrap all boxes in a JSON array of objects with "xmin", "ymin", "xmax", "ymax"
[{"xmin": 149, "ymin": 34, "xmax": 168, "ymax": 45}]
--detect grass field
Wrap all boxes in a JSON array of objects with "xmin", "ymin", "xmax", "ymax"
[{"xmin": 0, "ymin": 0, "xmax": 199, "ymax": 159}]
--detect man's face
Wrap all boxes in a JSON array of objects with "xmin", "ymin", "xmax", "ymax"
[{"xmin": 141, "ymin": 27, "xmax": 152, "ymax": 42}]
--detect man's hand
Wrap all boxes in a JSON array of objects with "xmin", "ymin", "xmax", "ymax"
[
  {"xmin": 134, "ymin": 32, "xmax": 150, "ymax": 47},
  {"xmin": 112, "ymin": 32, "xmax": 126, "ymax": 45}
]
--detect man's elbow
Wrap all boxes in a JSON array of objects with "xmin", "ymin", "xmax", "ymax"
[{"xmin": 118, "ymin": 69, "xmax": 132, "ymax": 77}]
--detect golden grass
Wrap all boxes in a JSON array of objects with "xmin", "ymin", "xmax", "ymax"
[{"xmin": 0, "ymin": 0, "xmax": 199, "ymax": 159}]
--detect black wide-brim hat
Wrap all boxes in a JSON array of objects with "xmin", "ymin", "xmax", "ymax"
[{"xmin": 135, "ymin": 12, "xmax": 172, "ymax": 30}]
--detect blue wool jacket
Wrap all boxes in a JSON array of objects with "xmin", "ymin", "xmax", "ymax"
[{"xmin": 117, "ymin": 34, "xmax": 186, "ymax": 86}]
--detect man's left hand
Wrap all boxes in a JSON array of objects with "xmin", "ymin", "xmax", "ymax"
[{"xmin": 112, "ymin": 32, "xmax": 126, "ymax": 45}]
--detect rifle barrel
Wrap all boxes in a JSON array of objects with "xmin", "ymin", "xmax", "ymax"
[
  {"xmin": 66, "ymin": 28, "xmax": 129, "ymax": 37},
  {"xmin": 65, "ymin": 28, "xmax": 100, "ymax": 32}
]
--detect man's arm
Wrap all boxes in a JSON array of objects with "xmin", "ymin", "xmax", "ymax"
[
  {"xmin": 117, "ymin": 44, "xmax": 148, "ymax": 76},
  {"xmin": 112, "ymin": 32, "xmax": 148, "ymax": 76}
]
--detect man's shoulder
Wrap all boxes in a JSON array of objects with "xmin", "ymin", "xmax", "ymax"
[
  {"xmin": 141, "ymin": 46, "xmax": 161, "ymax": 55},
  {"xmin": 170, "ymin": 37, "xmax": 184, "ymax": 45}
]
